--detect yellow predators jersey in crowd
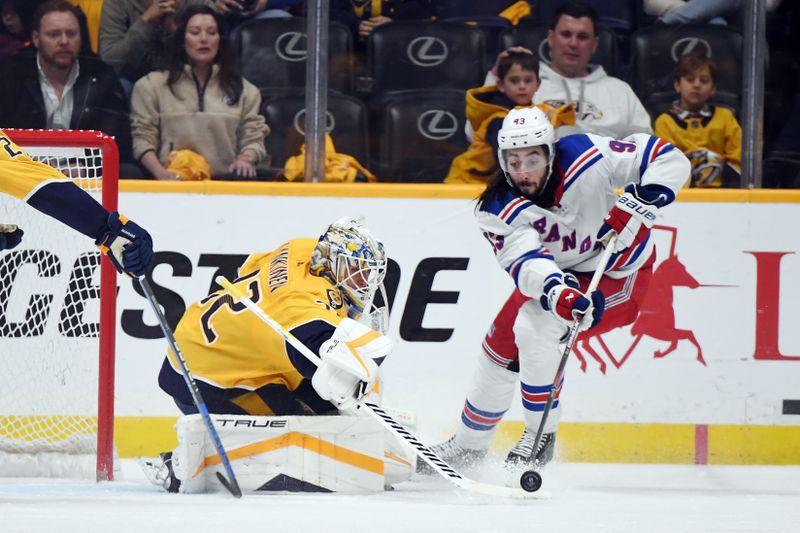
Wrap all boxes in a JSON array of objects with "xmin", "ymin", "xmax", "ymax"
[
  {"xmin": 167, "ymin": 238, "xmax": 348, "ymax": 393},
  {"xmin": 0, "ymin": 129, "xmax": 70, "ymax": 200},
  {"xmin": 654, "ymin": 105, "xmax": 742, "ymax": 187}
]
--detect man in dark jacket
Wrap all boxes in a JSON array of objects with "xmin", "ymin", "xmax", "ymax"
[{"xmin": 0, "ymin": 0, "xmax": 134, "ymax": 168}]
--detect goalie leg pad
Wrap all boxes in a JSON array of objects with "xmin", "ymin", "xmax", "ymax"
[{"xmin": 171, "ymin": 414, "xmax": 386, "ymax": 494}]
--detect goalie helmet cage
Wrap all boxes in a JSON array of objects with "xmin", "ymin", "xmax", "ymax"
[{"xmin": 0, "ymin": 129, "xmax": 118, "ymax": 481}]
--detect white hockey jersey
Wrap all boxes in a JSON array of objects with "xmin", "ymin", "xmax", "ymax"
[{"xmin": 477, "ymin": 133, "xmax": 690, "ymax": 300}]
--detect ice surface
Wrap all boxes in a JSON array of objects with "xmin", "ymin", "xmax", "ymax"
[{"xmin": 0, "ymin": 460, "xmax": 798, "ymax": 533}]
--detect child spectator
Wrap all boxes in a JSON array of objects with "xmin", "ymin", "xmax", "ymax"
[
  {"xmin": 445, "ymin": 51, "xmax": 574, "ymax": 184},
  {"xmin": 654, "ymin": 53, "xmax": 741, "ymax": 187}
]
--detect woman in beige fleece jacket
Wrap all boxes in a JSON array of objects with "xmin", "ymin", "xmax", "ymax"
[{"xmin": 131, "ymin": 4, "xmax": 268, "ymax": 180}]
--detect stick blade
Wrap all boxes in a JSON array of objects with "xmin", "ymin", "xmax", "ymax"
[{"xmin": 216, "ymin": 472, "xmax": 243, "ymax": 498}]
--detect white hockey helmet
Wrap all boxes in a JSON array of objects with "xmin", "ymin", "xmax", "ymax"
[
  {"xmin": 311, "ymin": 217, "xmax": 387, "ymax": 316},
  {"xmin": 497, "ymin": 107, "xmax": 556, "ymax": 188}
]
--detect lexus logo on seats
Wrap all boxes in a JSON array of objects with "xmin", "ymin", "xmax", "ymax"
[
  {"xmin": 293, "ymin": 109, "xmax": 335, "ymax": 134},
  {"xmin": 407, "ymin": 37, "xmax": 448, "ymax": 67},
  {"xmin": 275, "ymin": 32, "xmax": 307, "ymax": 62},
  {"xmin": 670, "ymin": 37, "xmax": 712, "ymax": 61},
  {"xmin": 417, "ymin": 110, "xmax": 458, "ymax": 140}
]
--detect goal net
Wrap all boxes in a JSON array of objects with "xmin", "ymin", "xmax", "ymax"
[{"xmin": 0, "ymin": 129, "xmax": 118, "ymax": 480}]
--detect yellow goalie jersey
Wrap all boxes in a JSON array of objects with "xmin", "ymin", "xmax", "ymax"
[{"xmin": 159, "ymin": 238, "xmax": 349, "ymax": 410}]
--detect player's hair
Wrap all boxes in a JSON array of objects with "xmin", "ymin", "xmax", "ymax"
[
  {"xmin": 497, "ymin": 51, "xmax": 540, "ymax": 81},
  {"xmin": 550, "ymin": 2, "xmax": 598, "ymax": 35},
  {"xmin": 673, "ymin": 53, "xmax": 718, "ymax": 85},
  {"xmin": 166, "ymin": 4, "xmax": 243, "ymax": 105},
  {"xmin": 31, "ymin": 0, "xmax": 81, "ymax": 32}
]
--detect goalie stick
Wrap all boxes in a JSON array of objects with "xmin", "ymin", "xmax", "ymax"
[
  {"xmin": 215, "ymin": 275, "xmax": 545, "ymax": 500},
  {"xmin": 138, "ymin": 278, "xmax": 242, "ymax": 498}
]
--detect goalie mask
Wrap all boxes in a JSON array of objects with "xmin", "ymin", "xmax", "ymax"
[
  {"xmin": 497, "ymin": 107, "xmax": 556, "ymax": 200},
  {"xmin": 311, "ymin": 217, "xmax": 387, "ymax": 318}
]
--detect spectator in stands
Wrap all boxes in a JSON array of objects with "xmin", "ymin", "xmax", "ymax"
[
  {"xmin": 212, "ymin": 0, "xmax": 300, "ymax": 21},
  {"xmin": 330, "ymin": 0, "xmax": 436, "ymax": 43},
  {"xmin": 0, "ymin": 0, "xmax": 37, "ymax": 55},
  {"xmin": 445, "ymin": 51, "xmax": 574, "ymax": 184},
  {"xmin": 0, "ymin": 0, "xmax": 136, "ymax": 172},
  {"xmin": 644, "ymin": 0, "xmax": 783, "ymax": 26},
  {"xmin": 487, "ymin": 3, "xmax": 651, "ymax": 139},
  {"xmin": 99, "ymin": 0, "xmax": 212, "ymax": 83},
  {"xmin": 654, "ymin": 54, "xmax": 741, "ymax": 187},
  {"xmin": 130, "ymin": 4, "xmax": 268, "ymax": 180}
]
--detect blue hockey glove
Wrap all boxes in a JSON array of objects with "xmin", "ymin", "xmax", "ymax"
[{"xmin": 95, "ymin": 212, "xmax": 154, "ymax": 278}]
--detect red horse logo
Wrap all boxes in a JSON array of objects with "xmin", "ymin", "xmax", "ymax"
[{"xmin": 572, "ymin": 226, "xmax": 724, "ymax": 373}]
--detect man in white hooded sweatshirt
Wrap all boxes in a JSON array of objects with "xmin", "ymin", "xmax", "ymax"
[{"xmin": 485, "ymin": 2, "xmax": 652, "ymax": 140}]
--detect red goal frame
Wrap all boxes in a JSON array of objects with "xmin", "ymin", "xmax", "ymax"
[{"xmin": 5, "ymin": 129, "xmax": 119, "ymax": 481}]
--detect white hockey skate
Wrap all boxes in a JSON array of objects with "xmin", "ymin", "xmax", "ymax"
[{"xmin": 504, "ymin": 429, "xmax": 556, "ymax": 471}]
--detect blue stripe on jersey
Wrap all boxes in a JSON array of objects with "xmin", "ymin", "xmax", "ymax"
[
  {"xmin": 505, "ymin": 199, "xmax": 532, "ymax": 224},
  {"xmin": 564, "ymin": 152, "xmax": 604, "ymax": 192},
  {"xmin": 639, "ymin": 136, "xmax": 657, "ymax": 177},
  {"xmin": 506, "ymin": 248, "xmax": 555, "ymax": 285},
  {"xmin": 554, "ymin": 134, "xmax": 596, "ymax": 171},
  {"xmin": 481, "ymin": 187, "xmax": 521, "ymax": 217}
]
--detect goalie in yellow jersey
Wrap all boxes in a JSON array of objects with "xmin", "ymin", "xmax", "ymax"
[
  {"xmin": 158, "ymin": 216, "xmax": 392, "ymax": 417},
  {"xmin": 0, "ymin": 129, "xmax": 153, "ymax": 277},
  {"xmin": 153, "ymin": 217, "xmax": 400, "ymax": 493}
]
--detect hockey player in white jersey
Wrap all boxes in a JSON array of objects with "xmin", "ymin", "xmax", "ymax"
[{"xmin": 422, "ymin": 106, "xmax": 690, "ymax": 474}]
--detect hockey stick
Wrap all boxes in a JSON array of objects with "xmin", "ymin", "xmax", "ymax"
[
  {"xmin": 527, "ymin": 235, "xmax": 618, "ymax": 472},
  {"xmin": 138, "ymin": 278, "xmax": 242, "ymax": 498},
  {"xmin": 215, "ymin": 275, "xmax": 544, "ymax": 500}
]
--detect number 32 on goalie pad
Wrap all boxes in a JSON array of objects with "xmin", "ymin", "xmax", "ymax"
[{"xmin": 170, "ymin": 414, "xmax": 415, "ymax": 493}]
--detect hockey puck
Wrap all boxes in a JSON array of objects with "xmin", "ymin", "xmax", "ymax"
[{"xmin": 519, "ymin": 470, "xmax": 542, "ymax": 493}]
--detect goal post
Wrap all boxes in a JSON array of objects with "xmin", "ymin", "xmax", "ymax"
[{"xmin": 0, "ymin": 129, "xmax": 119, "ymax": 480}]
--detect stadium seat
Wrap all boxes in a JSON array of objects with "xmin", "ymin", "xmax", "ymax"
[
  {"xmin": 443, "ymin": 16, "xmax": 512, "ymax": 72},
  {"xmin": 261, "ymin": 92, "xmax": 369, "ymax": 168},
  {"xmin": 366, "ymin": 22, "xmax": 485, "ymax": 95},
  {"xmin": 236, "ymin": 18, "xmax": 353, "ymax": 95},
  {"xmin": 631, "ymin": 24, "xmax": 743, "ymax": 115},
  {"xmin": 498, "ymin": 21, "xmax": 620, "ymax": 77},
  {"xmin": 533, "ymin": 0, "xmax": 639, "ymax": 34},
  {"xmin": 375, "ymin": 89, "xmax": 468, "ymax": 182}
]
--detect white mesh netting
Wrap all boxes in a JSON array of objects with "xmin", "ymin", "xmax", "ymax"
[{"xmin": 0, "ymin": 142, "xmax": 110, "ymax": 477}]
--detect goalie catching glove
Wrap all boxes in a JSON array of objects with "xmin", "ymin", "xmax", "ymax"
[
  {"xmin": 541, "ymin": 272, "xmax": 605, "ymax": 331},
  {"xmin": 95, "ymin": 211, "xmax": 154, "ymax": 278},
  {"xmin": 596, "ymin": 183, "xmax": 673, "ymax": 253},
  {"xmin": 0, "ymin": 224, "xmax": 23, "ymax": 251},
  {"xmin": 312, "ymin": 317, "xmax": 393, "ymax": 411}
]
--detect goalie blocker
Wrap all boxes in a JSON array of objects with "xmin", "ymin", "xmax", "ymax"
[{"xmin": 158, "ymin": 412, "xmax": 415, "ymax": 494}]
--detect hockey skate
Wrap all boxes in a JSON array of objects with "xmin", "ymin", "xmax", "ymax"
[
  {"xmin": 139, "ymin": 451, "xmax": 181, "ymax": 493},
  {"xmin": 504, "ymin": 429, "xmax": 556, "ymax": 471},
  {"xmin": 416, "ymin": 436, "xmax": 487, "ymax": 475}
]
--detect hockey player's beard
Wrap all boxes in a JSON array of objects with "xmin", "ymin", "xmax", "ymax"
[{"xmin": 513, "ymin": 168, "xmax": 560, "ymax": 207}]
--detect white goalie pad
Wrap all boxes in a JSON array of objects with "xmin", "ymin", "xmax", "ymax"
[{"xmin": 171, "ymin": 414, "xmax": 413, "ymax": 494}]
